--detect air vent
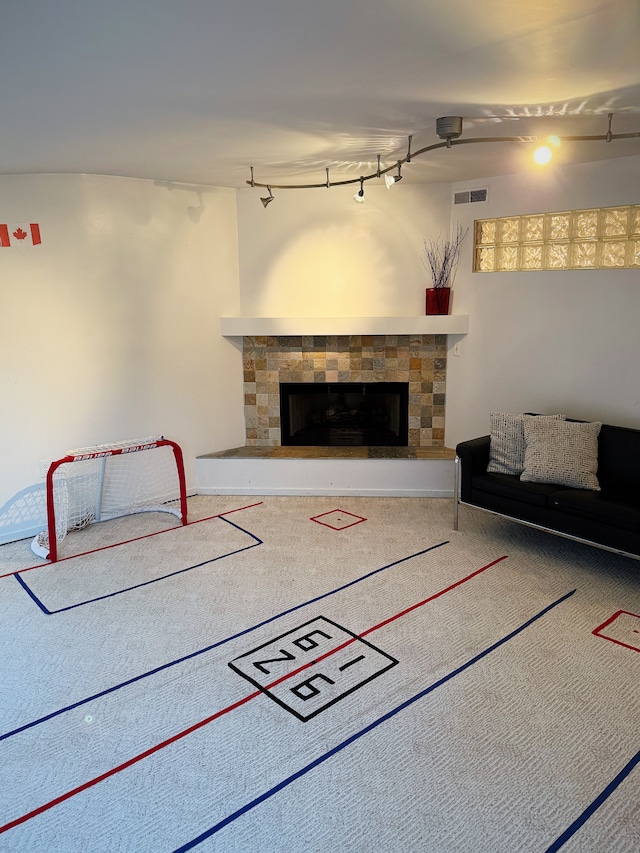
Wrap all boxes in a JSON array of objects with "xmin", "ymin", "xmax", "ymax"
[{"xmin": 454, "ymin": 187, "xmax": 488, "ymax": 205}]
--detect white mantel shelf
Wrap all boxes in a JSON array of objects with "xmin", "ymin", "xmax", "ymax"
[{"xmin": 220, "ymin": 315, "xmax": 469, "ymax": 337}]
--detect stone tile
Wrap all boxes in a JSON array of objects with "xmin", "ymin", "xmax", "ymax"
[{"xmin": 242, "ymin": 334, "xmax": 448, "ymax": 449}]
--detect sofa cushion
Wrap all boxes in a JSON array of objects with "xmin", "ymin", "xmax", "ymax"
[
  {"xmin": 521, "ymin": 418, "xmax": 601, "ymax": 491},
  {"xmin": 472, "ymin": 473, "xmax": 560, "ymax": 507},
  {"xmin": 487, "ymin": 412, "xmax": 565, "ymax": 476},
  {"xmin": 597, "ymin": 423, "xmax": 640, "ymax": 491},
  {"xmin": 550, "ymin": 488, "xmax": 640, "ymax": 533}
]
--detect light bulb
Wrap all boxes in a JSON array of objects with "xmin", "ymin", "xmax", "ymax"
[{"xmin": 533, "ymin": 145, "xmax": 553, "ymax": 165}]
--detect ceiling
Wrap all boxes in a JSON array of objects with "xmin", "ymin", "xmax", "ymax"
[{"xmin": 2, "ymin": 0, "xmax": 639, "ymax": 191}]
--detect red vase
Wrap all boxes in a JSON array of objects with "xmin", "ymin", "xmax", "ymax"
[{"xmin": 425, "ymin": 287, "xmax": 451, "ymax": 315}]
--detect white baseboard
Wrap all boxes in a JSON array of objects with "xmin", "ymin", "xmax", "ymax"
[
  {"xmin": 196, "ymin": 456, "xmax": 455, "ymax": 499},
  {"xmin": 197, "ymin": 486, "xmax": 453, "ymax": 497}
]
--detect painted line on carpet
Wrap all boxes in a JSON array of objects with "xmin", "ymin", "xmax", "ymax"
[
  {"xmin": 0, "ymin": 502, "xmax": 264, "ymax": 580},
  {"xmin": 544, "ymin": 747, "xmax": 640, "ymax": 852},
  {"xmin": 592, "ymin": 609, "xmax": 640, "ymax": 653},
  {"xmin": 0, "ymin": 551, "xmax": 502, "ymax": 835},
  {"xmin": 13, "ymin": 515, "xmax": 263, "ymax": 614},
  {"xmin": 171, "ymin": 588, "xmax": 577, "ymax": 852},
  {"xmin": 228, "ymin": 557, "xmax": 508, "ymax": 720},
  {"xmin": 1, "ymin": 540, "xmax": 450, "ymax": 743},
  {"xmin": 310, "ymin": 508, "xmax": 366, "ymax": 530}
]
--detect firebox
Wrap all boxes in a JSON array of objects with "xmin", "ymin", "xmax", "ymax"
[{"xmin": 280, "ymin": 382, "xmax": 409, "ymax": 447}]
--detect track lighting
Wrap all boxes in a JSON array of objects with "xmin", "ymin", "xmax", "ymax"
[
  {"xmin": 260, "ymin": 186, "xmax": 274, "ymax": 208},
  {"xmin": 385, "ymin": 161, "xmax": 403, "ymax": 188},
  {"xmin": 533, "ymin": 134, "xmax": 561, "ymax": 165},
  {"xmin": 248, "ymin": 113, "xmax": 640, "ymax": 203},
  {"xmin": 436, "ymin": 116, "xmax": 463, "ymax": 147},
  {"xmin": 533, "ymin": 145, "xmax": 553, "ymax": 165}
]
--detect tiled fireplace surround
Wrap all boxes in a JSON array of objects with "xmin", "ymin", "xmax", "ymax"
[{"xmin": 242, "ymin": 334, "xmax": 448, "ymax": 448}]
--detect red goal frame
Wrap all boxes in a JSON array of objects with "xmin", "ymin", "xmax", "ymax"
[{"xmin": 41, "ymin": 438, "xmax": 188, "ymax": 562}]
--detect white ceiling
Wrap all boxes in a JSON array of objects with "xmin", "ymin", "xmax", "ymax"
[{"xmin": 2, "ymin": 0, "xmax": 639, "ymax": 190}]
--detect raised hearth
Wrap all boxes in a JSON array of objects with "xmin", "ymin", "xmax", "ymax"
[{"xmin": 196, "ymin": 443, "xmax": 456, "ymax": 497}]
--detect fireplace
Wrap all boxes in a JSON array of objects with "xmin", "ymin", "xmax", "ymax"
[
  {"xmin": 242, "ymin": 334, "xmax": 447, "ymax": 448},
  {"xmin": 280, "ymin": 382, "xmax": 409, "ymax": 446}
]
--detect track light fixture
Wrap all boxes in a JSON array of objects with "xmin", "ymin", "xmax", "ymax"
[
  {"xmin": 606, "ymin": 112, "xmax": 613, "ymax": 143},
  {"xmin": 533, "ymin": 134, "xmax": 561, "ymax": 165},
  {"xmin": 249, "ymin": 114, "xmax": 640, "ymax": 204},
  {"xmin": 260, "ymin": 186, "xmax": 274, "ymax": 207},
  {"xmin": 436, "ymin": 116, "xmax": 463, "ymax": 147},
  {"xmin": 385, "ymin": 161, "xmax": 403, "ymax": 188}
]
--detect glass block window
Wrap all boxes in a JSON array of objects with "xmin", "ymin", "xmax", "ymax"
[{"xmin": 474, "ymin": 204, "xmax": 640, "ymax": 272}]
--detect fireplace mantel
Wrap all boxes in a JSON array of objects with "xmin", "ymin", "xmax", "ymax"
[{"xmin": 220, "ymin": 315, "xmax": 468, "ymax": 337}]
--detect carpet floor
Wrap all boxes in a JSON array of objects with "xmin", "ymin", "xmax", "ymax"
[{"xmin": 1, "ymin": 495, "xmax": 639, "ymax": 852}]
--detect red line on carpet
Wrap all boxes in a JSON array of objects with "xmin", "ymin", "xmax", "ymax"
[
  {"xmin": 0, "ymin": 552, "xmax": 505, "ymax": 835},
  {"xmin": 265, "ymin": 555, "xmax": 508, "ymax": 690},
  {"xmin": 360, "ymin": 555, "xmax": 507, "ymax": 637},
  {"xmin": 0, "ymin": 691, "xmax": 261, "ymax": 834},
  {"xmin": 0, "ymin": 502, "xmax": 264, "ymax": 580}
]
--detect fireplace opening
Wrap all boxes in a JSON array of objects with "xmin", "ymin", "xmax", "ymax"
[{"xmin": 280, "ymin": 382, "xmax": 409, "ymax": 446}]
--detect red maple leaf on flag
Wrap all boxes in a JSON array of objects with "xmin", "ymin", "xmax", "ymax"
[{"xmin": 12, "ymin": 227, "xmax": 27, "ymax": 241}]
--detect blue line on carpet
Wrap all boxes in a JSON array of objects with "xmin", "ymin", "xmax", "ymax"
[
  {"xmin": 0, "ymin": 540, "xmax": 449, "ymax": 742},
  {"xmin": 12, "ymin": 516, "xmax": 262, "ymax": 615},
  {"xmin": 544, "ymin": 747, "xmax": 640, "ymax": 852},
  {"xmin": 172, "ymin": 588, "xmax": 577, "ymax": 852}
]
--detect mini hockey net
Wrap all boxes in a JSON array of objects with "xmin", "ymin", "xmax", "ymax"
[{"xmin": 31, "ymin": 436, "xmax": 188, "ymax": 561}]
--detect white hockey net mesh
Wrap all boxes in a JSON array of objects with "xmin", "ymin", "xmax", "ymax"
[{"xmin": 33, "ymin": 438, "xmax": 185, "ymax": 557}]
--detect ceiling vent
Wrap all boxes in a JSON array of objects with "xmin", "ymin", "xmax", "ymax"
[{"xmin": 454, "ymin": 187, "xmax": 488, "ymax": 205}]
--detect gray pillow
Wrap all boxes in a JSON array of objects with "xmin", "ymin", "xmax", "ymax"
[
  {"xmin": 520, "ymin": 418, "xmax": 601, "ymax": 490},
  {"xmin": 487, "ymin": 412, "xmax": 565, "ymax": 476}
]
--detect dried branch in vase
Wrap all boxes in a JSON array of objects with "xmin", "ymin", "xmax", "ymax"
[{"xmin": 422, "ymin": 223, "xmax": 469, "ymax": 288}]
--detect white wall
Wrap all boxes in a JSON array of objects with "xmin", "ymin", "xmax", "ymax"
[
  {"xmin": 0, "ymin": 173, "xmax": 244, "ymax": 508},
  {"xmin": 236, "ymin": 154, "xmax": 640, "ymax": 451},
  {"xmin": 236, "ymin": 182, "xmax": 452, "ymax": 316},
  {"xmin": 446, "ymin": 154, "xmax": 640, "ymax": 447},
  {"xmin": 4, "ymin": 153, "xmax": 636, "ymax": 516}
]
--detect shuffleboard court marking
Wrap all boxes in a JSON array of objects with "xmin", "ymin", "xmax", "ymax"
[
  {"xmin": 544, "ymin": 747, "xmax": 640, "ymax": 852},
  {"xmin": 0, "ymin": 551, "xmax": 503, "ymax": 835},
  {"xmin": 0, "ymin": 503, "xmax": 265, "ymax": 581},
  {"xmin": 1, "ymin": 541, "xmax": 451, "ymax": 742},
  {"xmin": 229, "ymin": 615, "xmax": 400, "ymax": 720},
  {"xmin": 309, "ymin": 509, "xmax": 367, "ymax": 530},
  {"xmin": 171, "ymin": 588, "xmax": 576, "ymax": 852},
  {"xmin": 592, "ymin": 609, "xmax": 640, "ymax": 653},
  {"xmin": 13, "ymin": 515, "xmax": 263, "ymax": 614}
]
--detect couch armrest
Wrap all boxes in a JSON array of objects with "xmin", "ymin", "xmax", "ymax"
[{"xmin": 455, "ymin": 435, "xmax": 490, "ymax": 502}]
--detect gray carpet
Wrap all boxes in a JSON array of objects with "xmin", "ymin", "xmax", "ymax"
[{"xmin": 1, "ymin": 496, "xmax": 639, "ymax": 852}]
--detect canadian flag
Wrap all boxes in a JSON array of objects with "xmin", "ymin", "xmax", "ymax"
[{"xmin": 0, "ymin": 223, "xmax": 42, "ymax": 248}]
